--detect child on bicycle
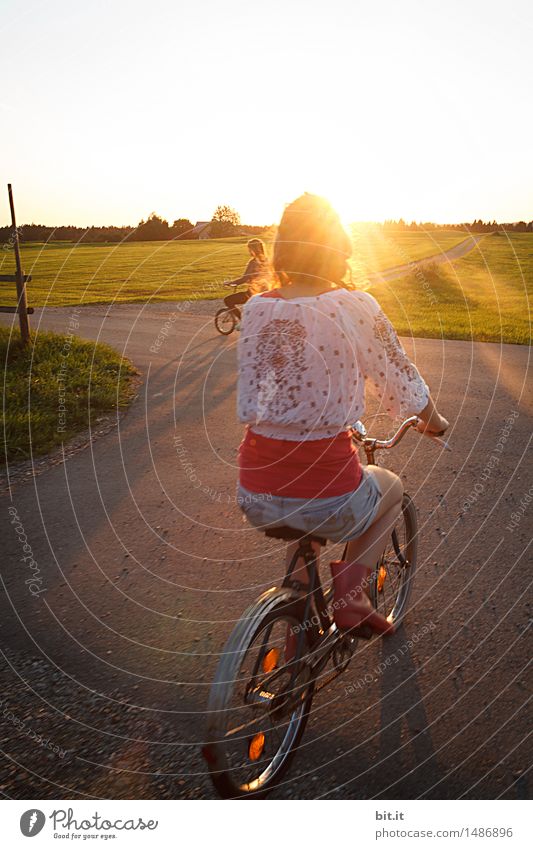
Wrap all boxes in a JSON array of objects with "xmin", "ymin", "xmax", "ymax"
[
  {"xmin": 223, "ymin": 239, "xmax": 273, "ymax": 324},
  {"xmin": 236, "ymin": 194, "xmax": 448, "ymax": 635}
]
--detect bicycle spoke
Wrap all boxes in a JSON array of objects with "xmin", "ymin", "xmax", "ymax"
[
  {"xmin": 386, "ymin": 563, "xmax": 401, "ymax": 596},
  {"xmin": 269, "ymin": 720, "xmax": 284, "ymax": 751},
  {"xmin": 207, "ymin": 607, "xmax": 314, "ymax": 795},
  {"xmin": 225, "ymin": 710, "xmax": 269, "ymax": 738},
  {"xmin": 250, "ymin": 623, "xmax": 275, "ymax": 681},
  {"xmin": 372, "ymin": 501, "xmax": 415, "ymax": 622}
]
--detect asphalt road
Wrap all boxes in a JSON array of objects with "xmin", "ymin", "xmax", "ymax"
[{"xmin": 0, "ymin": 303, "xmax": 531, "ymax": 800}]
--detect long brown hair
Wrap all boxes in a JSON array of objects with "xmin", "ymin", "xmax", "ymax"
[
  {"xmin": 273, "ymin": 194, "xmax": 351, "ymax": 287},
  {"xmin": 246, "ymin": 237, "xmax": 275, "ymax": 292},
  {"xmin": 247, "ymin": 238, "xmax": 267, "ymax": 261}
]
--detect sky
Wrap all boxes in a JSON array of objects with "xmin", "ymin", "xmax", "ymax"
[{"xmin": 1, "ymin": 0, "xmax": 532, "ymax": 227}]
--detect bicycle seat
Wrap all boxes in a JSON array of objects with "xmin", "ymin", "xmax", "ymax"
[{"xmin": 264, "ymin": 525, "xmax": 328, "ymax": 546}]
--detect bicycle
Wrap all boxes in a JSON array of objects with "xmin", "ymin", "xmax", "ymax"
[
  {"xmin": 203, "ymin": 416, "xmax": 430, "ymax": 799},
  {"xmin": 214, "ymin": 282, "xmax": 250, "ymax": 335}
]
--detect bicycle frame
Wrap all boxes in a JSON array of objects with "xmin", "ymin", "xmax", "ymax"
[
  {"xmin": 278, "ymin": 416, "xmax": 421, "ymax": 656},
  {"xmin": 283, "ymin": 538, "xmax": 331, "ymax": 636}
]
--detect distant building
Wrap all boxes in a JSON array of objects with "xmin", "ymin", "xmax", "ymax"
[{"xmin": 189, "ymin": 221, "xmax": 212, "ymax": 239}]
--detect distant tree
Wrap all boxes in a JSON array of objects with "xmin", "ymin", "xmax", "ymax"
[
  {"xmin": 239, "ymin": 223, "xmax": 269, "ymax": 236},
  {"xmin": 171, "ymin": 218, "xmax": 193, "ymax": 238},
  {"xmin": 212, "ymin": 205, "xmax": 240, "ymax": 226},
  {"xmin": 132, "ymin": 213, "xmax": 170, "ymax": 241},
  {"xmin": 210, "ymin": 205, "xmax": 241, "ymax": 237}
]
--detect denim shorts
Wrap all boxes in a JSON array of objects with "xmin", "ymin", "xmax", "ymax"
[{"xmin": 237, "ymin": 468, "xmax": 382, "ymax": 543}]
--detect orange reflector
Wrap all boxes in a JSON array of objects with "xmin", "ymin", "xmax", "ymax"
[
  {"xmin": 262, "ymin": 648, "xmax": 279, "ymax": 673},
  {"xmin": 377, "ymin": 565, "xmax": 387, "ymax": 592},
  {"xmin": 248, "ymin": 732, "xmax": 265, "ymax": 761}
]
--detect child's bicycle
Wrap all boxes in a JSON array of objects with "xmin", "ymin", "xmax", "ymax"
[
  {"xmin": 214, "ymin": 283, "xmax": 249, "ymax": 335},
  {"xmin": 203, "ymin": 415, "xmax": 442, "ymax": 799}
]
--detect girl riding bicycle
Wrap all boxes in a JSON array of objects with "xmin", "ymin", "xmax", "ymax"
[
  {"xmin": 236, "ymin": 194, "xmax": 448, "ymax": 636},
  {"xmin": 223, "ymin": 238, "xmax": 273, "ymax": 324}
]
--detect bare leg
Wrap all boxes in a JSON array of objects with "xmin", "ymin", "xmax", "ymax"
[
  {"xmin": 283, "ymin": 467, "xmax": 402, "ymax": 583},
  {"xmin": 328, "ymin": 468, "xmax": 402, "ymax": 635},
  {"xmin": 283, "ymin": 469, "xmax": 402, "ymax": 647},
  {"xmin": 345, "ymin": 466, "xmax": 403, "ymax": 575}
]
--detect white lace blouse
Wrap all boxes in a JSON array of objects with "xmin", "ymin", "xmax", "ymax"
[{"xmin": 237, "ymin": 288, "xmax": 429, "ymax": 441}]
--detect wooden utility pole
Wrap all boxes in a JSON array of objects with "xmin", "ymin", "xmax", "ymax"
[{"xmin": 7, "ymin": 183, "xmax": 31, "ymax": 345}]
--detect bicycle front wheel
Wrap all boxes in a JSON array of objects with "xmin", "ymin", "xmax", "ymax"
[
  {"xmin": 204, "ymin": 587, "xmax": 315, "ymax": 799},
  {"xmin": 214, "ymin": 307, "xmax": 237, "ymax": 335},
  {"xmin": 370, "ymin": 492, "xmax": 418, "ymax": 625}
]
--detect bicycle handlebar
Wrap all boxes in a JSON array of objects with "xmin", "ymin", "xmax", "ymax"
[
  {"xmin": 352, "ymin": 416, "xmax": 451, "ymax": 451},
  {"xmin": 372, "ymin": 416, "xmax": 420, "ymax": 449}
]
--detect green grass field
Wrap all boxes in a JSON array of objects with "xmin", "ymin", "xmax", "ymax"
[
  {"xmin": 349, "ymin": 226, "xmax": 469, "ymax": 279},
  {"xmin": 1, "ymin": 328, "xmax": 137, "ymax": 464},
  {"xmin": 369, "ymin": 233, "xmax": 532, "ymax": 344},
  {"xmin": 0, "ymin": 230, "xmax": 468, "ymax": 308},
  {"xmin": 0, "ymin": 238, "xmax": 249, "ymax": 307},
  {"xmin": 0, "ymin": 231, "xmax": 530, "ymax": 344}
]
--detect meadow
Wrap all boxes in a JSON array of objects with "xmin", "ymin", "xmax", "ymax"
[
  {"xmin": 0, "ymin": 230, "xmax": 530, "ymax": 344},
  {"xmin": 1, "ymin": 327, "xmax": 137, "ymax": 464},
  {"xmin": 369, "ymin": 233, "xmax": 532, "ymax": 345},
  {"xmin": 349, "ymin": 226, "xmax": 469, "ymax": 279},
  {"xmin": 0, "ymin": 230, "xmax": 468, "ymax": 308}
]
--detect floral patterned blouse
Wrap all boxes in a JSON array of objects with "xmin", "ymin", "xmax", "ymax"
[{"xmin": 237, "ymin": 288, "xmax": 429, "ymax": 441}]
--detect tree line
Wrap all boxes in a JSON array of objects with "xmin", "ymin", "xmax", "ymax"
[
  {"xmin": 379, "ymin": 219, "xmax": 533, "ymax": 233},
  {"xmin": 2, "ymin": 208, "xmax": 532, "ymax": 245},
  {"xmin": 0, "ymin": 206, "xmax": 267, "ymax": 245}
]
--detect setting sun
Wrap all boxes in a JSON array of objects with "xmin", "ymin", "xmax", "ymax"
[{"xmin": 1, "ymin": 0, "xmax": 531, "ymax": 227}]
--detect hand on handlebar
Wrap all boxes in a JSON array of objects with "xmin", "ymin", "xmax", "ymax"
[
  {"xmin": 415, "ymin": 414, "xmax": 449, "ymax": 438},
  {"xmin": 416, "ymin": 415, "xmax": 451, "ymax": 451}
]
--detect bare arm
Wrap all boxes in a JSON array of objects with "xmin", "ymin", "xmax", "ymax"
[{"xmin": 415, "ymin": 396, "xmax": 449, "ymax": 434}]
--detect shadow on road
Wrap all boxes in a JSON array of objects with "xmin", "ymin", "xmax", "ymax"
[{"xmin": 377, "ymin": 624, "xmax": 443, "ymax": 797}]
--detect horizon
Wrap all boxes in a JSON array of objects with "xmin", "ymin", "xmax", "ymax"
[
  {"xmin": 2, "ymin": 213, "xmax": 532, "ymax": 231},
  {"xmin": 1, "ymin": 0, "xmax": 532, "ymax": 227}
]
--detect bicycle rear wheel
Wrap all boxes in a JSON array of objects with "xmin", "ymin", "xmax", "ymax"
[
  {"xmin": 370, "ymin": 492, "xmax": 418, "ymax": 625},
  {"xmin": 204, "ymin": 588, "xmax": 315, "ymax": 799},
  {"xmin": 215, "ymin": 307, "xmax": 237, "ymax": 335}
]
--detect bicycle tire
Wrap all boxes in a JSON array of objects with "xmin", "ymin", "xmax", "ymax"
[
  {"xmin": 214, "ymin": 307, "xmax": 237, "ymax": 335},
  {"xmin": 204, "ymin": 587, "xmax": 316, "ymax": 798},
  {"xmin": 371, "ymin": 492, "xmax": 418, "ymax": 625}
]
